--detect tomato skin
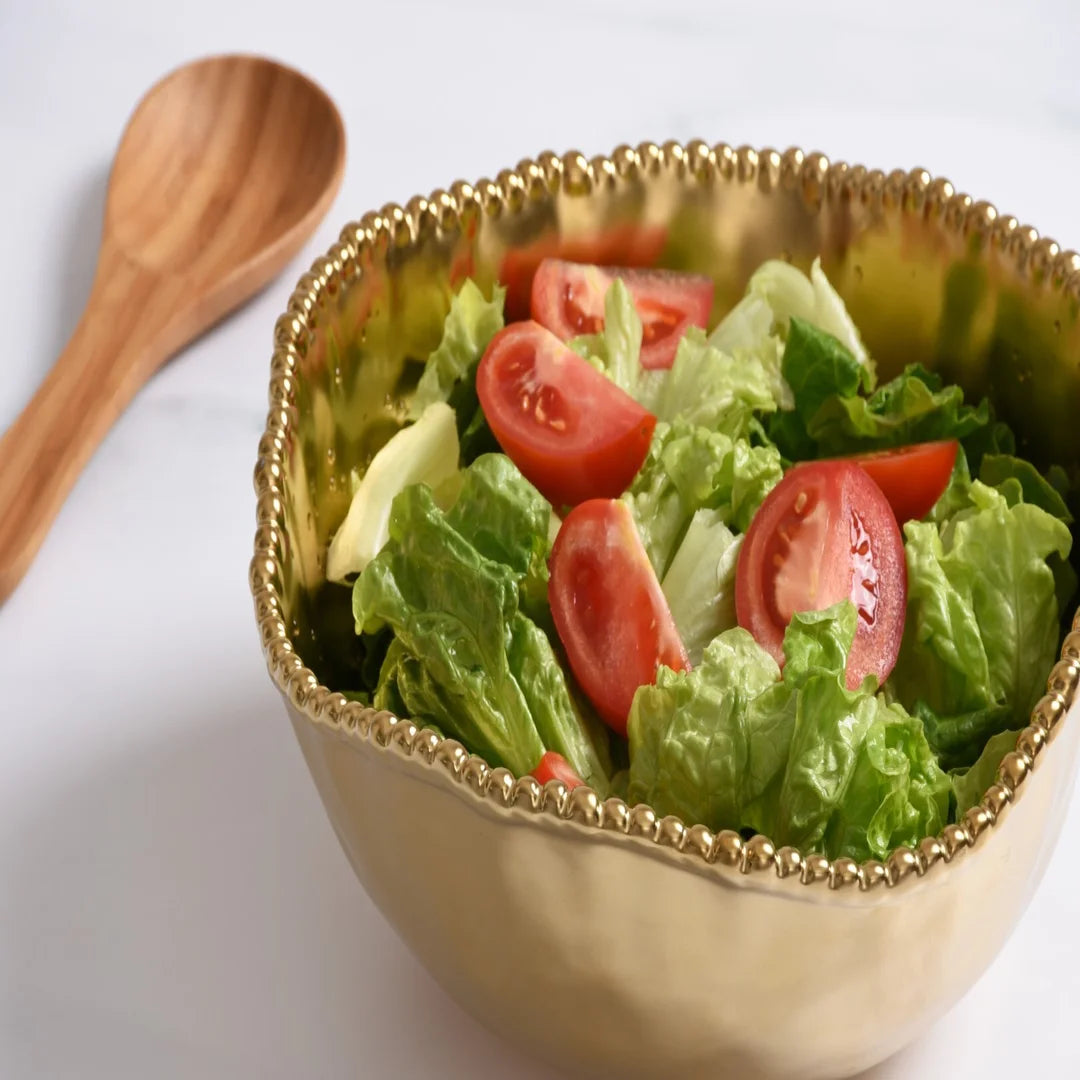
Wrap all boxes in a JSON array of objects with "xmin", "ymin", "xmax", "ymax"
[
  {"xmin": 499, "ymin": 225, "xmax": 668, "ymax": 321},
  {"xmin": 847, "ymin": 440, "xmax": 959, "ymax": 523},
  {"xmin": 531, "ymin": 259, "xmax": 715, "ymax": 370},
  {"xmin": 530, "ymin": 751, "xmax": 584, "ymax": 789},
  {"xmin": 476, "ymin": 321, "xmax": 656, "ymax": 508},
  {"xmin": 549, "ymin": 499, "xmax": 689, "ymax": 734},
  {"xmin": 735, "ymin": 460, "xmax": 906, "ymax": 690}
]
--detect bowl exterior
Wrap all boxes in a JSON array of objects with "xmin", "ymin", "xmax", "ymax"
[
  {"xmin": 284, "ymin": 695, "xmax": 1079, "ymax": 1079},
  {"xmin": 252, "ymin": 142, "xmax": 1080, "ymax": 1078}
]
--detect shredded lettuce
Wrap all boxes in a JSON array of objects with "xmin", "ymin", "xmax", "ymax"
[
  {"xmin": 623, "ymin": 420, "xmax": 782, "ymax": 577},
  {"xmin": 645, "ymin": 328, "xmax": 777, "ymax": 439},
  {"xmin": 573, "ymin": 281, "xmax": 779, "ymax": 440}
]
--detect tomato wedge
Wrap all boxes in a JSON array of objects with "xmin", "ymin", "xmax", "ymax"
[
  {"xmin": 735, "ymin": 461, "xmax": 906, "ymax": 690},
  {"xmin": 531, "ymin": 259, "xmax": 715, "ymax": 370},
  {"xmin": 847, "ymin": 440, "xmax": 958, "ymax": 523},
  {"xmin": 530, "ymin": 751, "xmax": 584, "ymax": 789},
  {"xmin": 476, "ymin": 321, "xmax": 656, "ymax": 508},
  {"xmin": 549, "ymin": 499, "xmax": 689, "ymax": 734}
]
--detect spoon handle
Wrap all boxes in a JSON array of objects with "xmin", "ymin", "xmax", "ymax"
[{"xmin": 0, "ymin": 246, "xmax": 173, "ymax": 603}]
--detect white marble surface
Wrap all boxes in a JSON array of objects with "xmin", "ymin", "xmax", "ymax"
[{"xmin": 2, "ymin": 1, "xmax": 1080, "ymax": 1076}]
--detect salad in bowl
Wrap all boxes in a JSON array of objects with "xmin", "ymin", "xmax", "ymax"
[
  {"xmin": 323, "ymin": 253, "xmax": 1075, "ymax": 863},
  {"xmin": 251, "ymin": 142, "xmax": 1080, "ymax": 1080}
]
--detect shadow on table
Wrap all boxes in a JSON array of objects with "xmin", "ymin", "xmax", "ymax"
[{"xmin": 0, "ymin": 678, "xmax": 559, "ymax": 1080}]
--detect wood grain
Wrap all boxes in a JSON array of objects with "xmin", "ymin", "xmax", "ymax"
[{"xmin": 0, "ymin": 55, "xmax": 345, "ymax": 603}]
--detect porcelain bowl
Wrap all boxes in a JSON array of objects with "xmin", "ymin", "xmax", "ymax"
[{"xmin": 250, "ymin": 142, "xmax": 1080, "ymax": 1079}]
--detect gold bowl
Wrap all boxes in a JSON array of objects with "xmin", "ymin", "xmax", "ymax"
[{"xmin": 250, "ymin": 142, "xmax": 1080, "ymax": 1079}]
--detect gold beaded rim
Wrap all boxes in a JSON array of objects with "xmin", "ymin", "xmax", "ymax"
[{"xmin": 250, "ymin": 142, "xmax": 1080, "ymax": 892}]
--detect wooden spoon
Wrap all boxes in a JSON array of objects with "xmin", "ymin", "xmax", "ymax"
[{"xmin": 0, "ymin": 55, "xmax": 345, "ymax": 603}]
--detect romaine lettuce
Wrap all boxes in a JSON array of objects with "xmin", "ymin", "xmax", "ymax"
[
  {"xmin": 806, "ymin": 364, "xmax": 991, "ymax": 458},
  {"xmin": 890, "ymin": 480, "xmax": 1073, "ymax": 742},
  {"xmin": 623, "ymin": 420, "xmax": 782, "ymax": 577},
  {"xmin": 573, "ymin": 281, "xmax": 779, "ymax": 440},
  {"xmin": 353, "ymin": 455, "xmax": 610, "ymax": 790},
  {"xmin": 627, "ymin": 603, "xmax": 950, "ymax": 859},
  {"xmin": 645, "ymin": 328, "xmax": 777, "ymax": 439}
]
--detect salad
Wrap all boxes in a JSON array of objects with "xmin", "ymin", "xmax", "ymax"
[{"xmin": 322, "ymin": 253, "xmax": 1076, "ymax": 862}]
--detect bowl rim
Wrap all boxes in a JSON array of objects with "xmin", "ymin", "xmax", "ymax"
[{"xmin": 250, "ymin": 140, "xmax": 1080, "ymax": 894}]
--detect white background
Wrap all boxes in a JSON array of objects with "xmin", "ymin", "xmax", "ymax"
[{"xmin": 2, "ymin": 1, "xmax": 1080, "ymax": 1076}]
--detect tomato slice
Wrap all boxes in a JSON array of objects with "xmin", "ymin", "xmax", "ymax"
[
  {"xmin": 530, "ymin": 751, "xmax": 584, "ymax": 789},
  {"xmin": 531, "ymin": 259, "xmax": 715, "ymax": 370},
  {"xmin": 549, "ymin": 499, "xmax": 689, "ymax": 734},
  {"xmin": 476, "ymin": 321, "xmax": 656, "ymax": 508},
  {"xmin": 847, "ymin": 440, "xmax": 958, "ymax": 523},
  {"xmin": 735, "ymin": 461, "xmax": 906, "ymax": 690}
]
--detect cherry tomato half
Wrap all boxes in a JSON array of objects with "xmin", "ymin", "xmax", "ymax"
[
  {"xmin": 847, "ymin": 440, "xmax": 958, "ymax": 523},
  {"xmin": 530, "ymin": 751, "xmax": 584, "ymax": 789},
  {"xmin": 531, "ymin": 259, "xmax": 715, "ymax": 370},
  {"xmin": 476, "ymin": 321, "xmax": 656, "ymax": 508},
  {"xmin": 549, "ymin": 499, "xmax": 689, "ymax": 734},
  {"xmin": 735, "ymin": 461, "xmax": 906, "ymax": 690}
]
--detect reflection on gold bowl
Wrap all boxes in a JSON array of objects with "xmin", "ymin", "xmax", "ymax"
[{"xmin": 250, "ymin": 143, "xmax": 1080, "ymax": 1079}]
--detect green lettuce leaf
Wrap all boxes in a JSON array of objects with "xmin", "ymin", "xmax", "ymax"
[
  {"xmin": 927, "ymin": 445, "xmax": 975, "ymax": 524},
  {"xmin": 890, "ymin": 481, "xmax": 1073, "ymax": 730},
  {"xmin": 765, "ymin": 317, "xmax": 870, "ymax": 461},
  {"xmin": 623, "ymin": 420, "xmax": 782, "ymax": 577},
  {"xmin": 781, "ymin": 602, "xmax": 861, "ymax": 684},
  {"xmin": 911, "ymin": 700, "xmax": 1014, "ymax": 772},
  {"xmin": 822, "ymin": 708, "xmax": 951, "ymax": 862},
  {"xmin": 953, "ymin": 728, "xmax": 1022, "ymax": 815},
  {"xmin": 355, "ymin": 483, "xmax": 542, "ymax": 774},
  {"xmin": 627, "ymin": 602, "xmax": 949, "ymax": 859},
  {"xmin": 627, "ymin": 628, "xmax": 782, "ymax": 831},
  {"xmin": 506, "ymin": 615, "xmax": 612, "ymax": 793},
  {"xmin": 353, "ymin": 457, "xmax": 609, "ymax": 788},
  {"xmin": 408, "ymin": 279, "xmax": 506, "ymax": 461},
  {"xmin": 763, "ymin": 607, "xmax": 950, "ymax": 857},
  {"xmin": 806, "ymin": 364, "xmax": 991, "ymax": 459},
  {"xmin": 443, "ymin": 454, "xmax": 551, "ymax": 623},
  {"xmin": 980, "ymin": 453, "xmax": 1073, "ymax": 524}
]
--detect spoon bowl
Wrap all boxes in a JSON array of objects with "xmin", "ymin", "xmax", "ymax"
[
  {"xmin": 0, "ymin": 54, "xmax": 345, "ymax": 603},
  {"xmin": 108, "ymin": 56, "xmax": 344, "ymax": 279}
]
